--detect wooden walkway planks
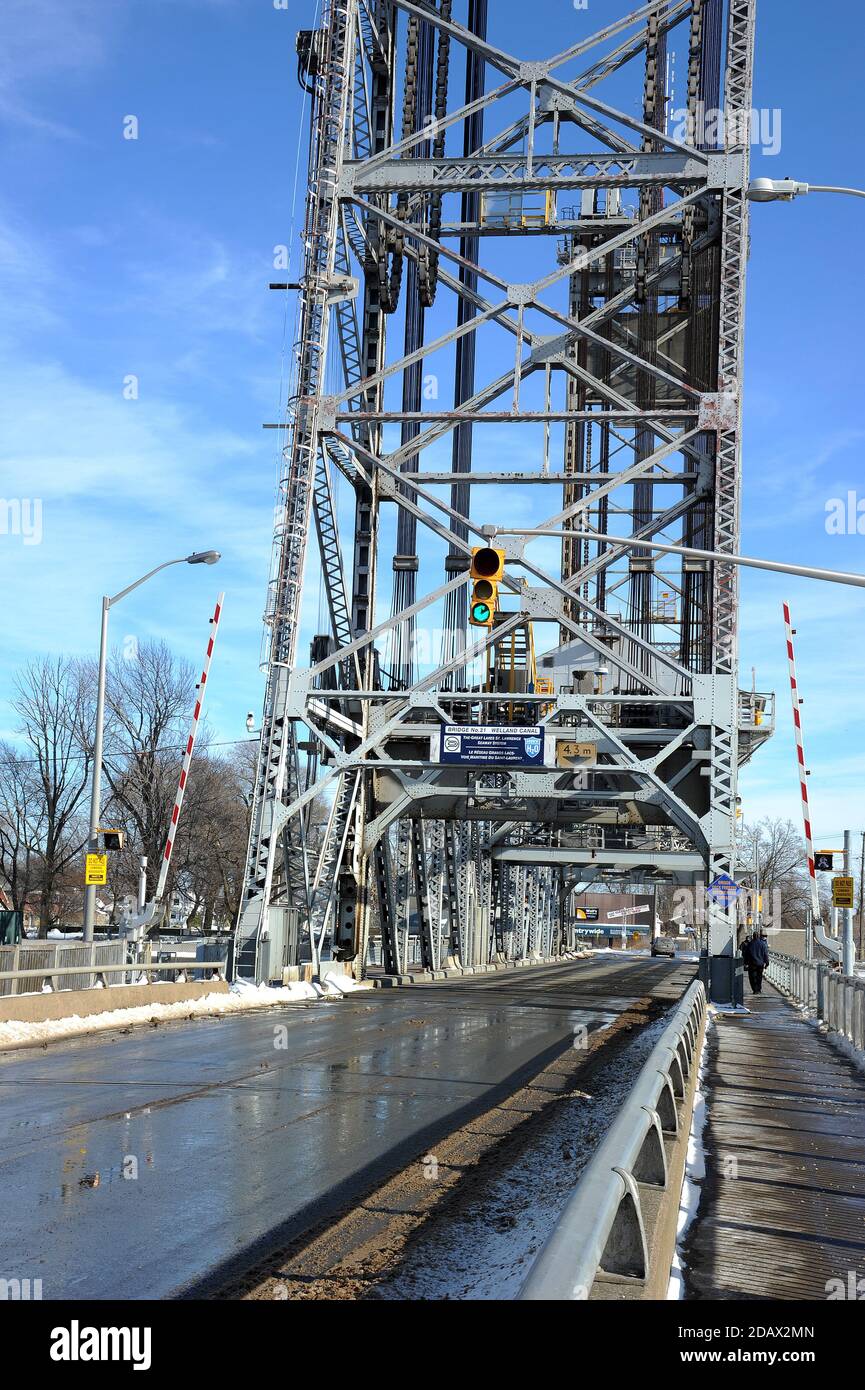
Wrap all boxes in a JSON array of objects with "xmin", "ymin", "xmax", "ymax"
[{"xmin": 682, "ymin": 987, "xmax": 865, "ymax": 1300}]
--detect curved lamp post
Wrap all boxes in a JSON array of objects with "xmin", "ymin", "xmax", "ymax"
[{"xmin": 83, "ymin": 551, "xmax": 221, "ymax": 940}]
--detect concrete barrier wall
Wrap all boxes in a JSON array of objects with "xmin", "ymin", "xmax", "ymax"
[{"xmin": 0, "ymin": 979, "xmax": 229, "ymax": 1025}]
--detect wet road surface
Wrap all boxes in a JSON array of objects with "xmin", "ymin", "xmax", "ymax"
[{"xmin": 0, "ymin": 953, "xmax": 693, "ymax": 1300}]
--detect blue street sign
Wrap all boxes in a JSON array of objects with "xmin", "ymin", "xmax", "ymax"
[
  {"xmin": 707, "ymin": 873, "xmax": 742, "ymax": 903},
  {"xmin": 436, "ymin": 724, "xmax": 548, "ymax": 768}
]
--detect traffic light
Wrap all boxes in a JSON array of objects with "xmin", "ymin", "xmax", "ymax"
[
  {"xmin": 99, "ymin": 828, "xmax": 125, "ymax": 852},
  {"xmin": 469, "ymin": 547, "xmax": 505, "ymax": 627}
]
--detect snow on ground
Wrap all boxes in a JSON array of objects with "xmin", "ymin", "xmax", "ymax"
[
  {"xmin": 587, "ymin": 947, "xmax": 647, "ymax": 958},
  {"xmin": 0, "ymin": 975, "xmax": 371, "ymax": 1050},
  {"xmin": 786, "ymin": 999, "xmax": 865, "ymax": 1078},
  {"xmin": 667, "ymin": 1013, "xmax": 711, "ymax": 1300},
  {"xmin": 375, "ymin": 1012, "xmax": 670, "ymax": 1301},
  {"xmin": 812, "ymin": 1024, "xmax": 865, "ymax": 1077}
]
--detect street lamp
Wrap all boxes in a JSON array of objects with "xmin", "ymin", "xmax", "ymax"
[
  {"xmin": 748, "ymin": 177, "xmax": 865, "ymax": 203},
  {"xmin": 83, "ymin": 550, "xmax": 221, "ymax": 940}
]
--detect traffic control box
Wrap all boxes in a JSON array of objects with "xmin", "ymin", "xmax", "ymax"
[{"xmin": 99, "ymin": 828, "xmax": 125, "ymax": 852}]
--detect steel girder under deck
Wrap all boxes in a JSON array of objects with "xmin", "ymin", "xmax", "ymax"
[{"xmin": 235, "ymin": 0, "xmax": 769, "ymax": 1003}]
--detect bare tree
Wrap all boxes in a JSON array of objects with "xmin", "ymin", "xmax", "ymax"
[
  {"xmin": 0, "ymin": 742, "xmax": 46, "ymax": 921},
  {"xmin": 2, "ymin": 641, "xmax": 260, "ymax": 937},
  {"xmin": 741, "ymin": 817, "xmax": 811, "ymax": 930},
  {"xmin": 169, "ymin": 747, "xmax": 255, "ymax": 930},
  {"xmin": 100, "ymin": 640, "xmax": 199, "ymax": 902},
  {"xmin": 12, "ymin": 657, "xmax": 93, "ymax": 932}
]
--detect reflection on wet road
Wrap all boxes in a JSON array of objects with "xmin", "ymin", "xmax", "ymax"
[{"xmin": 0, "ymin": 954, "xmax": 691, "ymax": 1299}]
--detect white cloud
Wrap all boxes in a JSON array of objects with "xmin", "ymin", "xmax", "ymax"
[{"xmin": 0, "ymin": 353, "xmax": 273, "ymax": 724}]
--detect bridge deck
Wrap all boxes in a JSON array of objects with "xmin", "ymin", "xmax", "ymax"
[
  {"xmin": 0, "ymin": 954, "xmax": 689, "ymax": 1300},
  {"xmin": 682, "ymin": 987, "xmax": 865, "ymax": 1300}
]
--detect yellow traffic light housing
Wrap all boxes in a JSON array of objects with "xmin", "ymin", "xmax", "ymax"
[
  {"xmin": 469, "ymin": 547, "xmax": 505, "ymax": 627},
  {"xmin": 99, "ymin": 828, "xmax": 125, "ymax": 852},
  {"xmin": 470, "ymin": 577, "xmax": 496, "ymax": 627}
]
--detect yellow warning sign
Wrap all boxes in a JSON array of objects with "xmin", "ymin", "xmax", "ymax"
[
  {"xmin": 832, "ymin": 876, "xmax": 855, "ymax": 909},
  {"xmin": 85, "ymin": 853, "xmax": 108, "ymax": 886},
  {"xmin": 556, "ymin": 741, "xmax": 598, "ymax": 769}
]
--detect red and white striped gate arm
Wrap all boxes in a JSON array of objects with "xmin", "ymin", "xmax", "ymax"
[
  {"xmin": 782, "ymin": 602, "xmax": 821, "ymax": 921},
  {"xmin": 155, "ymin": 593, "xmax": 225, "ymax": 905}
]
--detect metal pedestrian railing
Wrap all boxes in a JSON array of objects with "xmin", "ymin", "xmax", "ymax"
[
  {"xmin": 0, "ymin": 941, "xmax": 227, "ymax": 996},
  {"xmin": 767, "ymin": 950, "xmax": 865, "ymax": 1055},
  {"xmin": 0, "ymin": 941, "xmax": 127, "ymax": 996},
  {"xmin": 518, "ymin": 979, "xmax": 707, "ymax": 1300}
]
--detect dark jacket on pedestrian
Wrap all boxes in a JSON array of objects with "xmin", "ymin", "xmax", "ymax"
[{"xmin": 745, "ymin": 935, "xmax": 769, "ymax": 968}]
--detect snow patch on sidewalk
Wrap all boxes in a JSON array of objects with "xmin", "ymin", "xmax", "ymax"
[
  {"xmin": 667, "ymin": 1014, "xmax": 710, "ymax": 1300},
  {"xmin": 794, "ymin": 1006, "xmax": 865, "ymax": 1077},
  {"xmin": 0, "ymin": 975, "xmax": 370, "ymax": 1050}
]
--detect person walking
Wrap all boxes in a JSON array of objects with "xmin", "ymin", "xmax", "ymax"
[{"xmin": 742, "ymin": 930, "xmax": 769, "ymax": 994}]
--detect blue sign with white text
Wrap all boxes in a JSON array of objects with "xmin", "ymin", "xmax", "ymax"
[
  {"xmin": 707, "ymin": 873, "xmax": 742, "ymax": 902},
  {"xmin": 437, "ymin": 724, "xmax": 547, "ymax": 768}
]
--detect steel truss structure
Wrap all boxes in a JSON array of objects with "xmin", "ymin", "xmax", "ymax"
[{"xmin": 235, "ymin": 0, "xmax": 773, "ymax": 1000}]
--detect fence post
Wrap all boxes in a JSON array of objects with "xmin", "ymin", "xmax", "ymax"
[
  {"xmin": 817, "ymin": 965, "xmax": 826, "ymax": 1023},
  {"xmin": 845, "ymin": 976, "xmax": 853, "ymax": 1044}
]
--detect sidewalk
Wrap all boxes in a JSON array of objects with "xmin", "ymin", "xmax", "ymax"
[{"xmin": 682, "ymin": 985, "xmax": 865, "ymax": 1299}]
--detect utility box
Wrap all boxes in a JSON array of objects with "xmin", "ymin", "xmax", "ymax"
[
  {"xmin": 0, "ymin": 911, "xmax": 22, "ymax": 945},
  {"xmin": 195, "ymin": 940, "xmax": 227, "ymax": 980},
  {"xmin": 699, "ymin": 951, "xmax": 744, "ymax": 1007}
]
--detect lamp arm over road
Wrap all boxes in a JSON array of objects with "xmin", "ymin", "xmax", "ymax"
[
  {"xmin": 489, "ymin": 528, "xmax": 865, "ymax": 591},
  {"xmin": 748, "ymin": 177, "xmax": 865, "ymax": 203}
]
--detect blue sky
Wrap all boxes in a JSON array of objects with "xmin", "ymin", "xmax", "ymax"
[{"xmin": 0, "ymin": 0, "xmax": 863, "ymax": 843}]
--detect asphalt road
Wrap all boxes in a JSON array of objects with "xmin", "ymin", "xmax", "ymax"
[{"xmin": 0, "ymin": 952, "xmax": 693, "ymax": 1300}]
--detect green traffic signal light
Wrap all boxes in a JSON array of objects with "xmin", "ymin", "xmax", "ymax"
[{"xmin": 471, "ymin": 600, "xmax": 492, "ymax": 625}]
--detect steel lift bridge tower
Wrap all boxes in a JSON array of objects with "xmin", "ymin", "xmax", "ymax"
[{"xmin": 235, "ymin": 0, "xmax": 774, "ymax": 1001}]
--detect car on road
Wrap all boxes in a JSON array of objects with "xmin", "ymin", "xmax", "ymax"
[{"xmin": 651, "ymin": 935, "xmax": 678, "ymax": 958}]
